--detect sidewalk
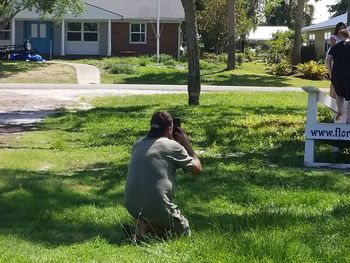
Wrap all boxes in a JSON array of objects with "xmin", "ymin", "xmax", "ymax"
[{"xmin": 49, "ymin": 61, "xmax": 101, "ymax": 85}]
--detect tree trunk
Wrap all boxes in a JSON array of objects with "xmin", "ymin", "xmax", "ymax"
[
  {"xmin": 227, "ymin": 0, "xmax": 236, "ymax": 70},
  {"xmin": 181, "ymin": 0, "xmax": 201, "ymax": 105},
  {"xmin": 292, "ymin": 0, "xmax": 305, "ymax": 65}
]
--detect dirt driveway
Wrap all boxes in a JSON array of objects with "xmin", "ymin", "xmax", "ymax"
[{"xmin": 0, "ymin": 89, "xmax": 86, "ymax": 142}]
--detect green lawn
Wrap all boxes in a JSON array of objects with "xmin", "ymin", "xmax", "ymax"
[
  {"xmin": 77, "ymin": 57, "xmax": 329, "ymax": 88},
  {"xmin": 0, "ymin": 92, "xmax": 349, "ymax": 262}
]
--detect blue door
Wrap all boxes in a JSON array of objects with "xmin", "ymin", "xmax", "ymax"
[{"xmin": 25, "ymin": 21, "xmax": 52, "ymax": 54}]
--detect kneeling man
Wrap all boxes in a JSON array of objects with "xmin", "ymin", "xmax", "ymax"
[{"xmin": 124, "ymin": 111, "xmax": 202, "ymax": 237}]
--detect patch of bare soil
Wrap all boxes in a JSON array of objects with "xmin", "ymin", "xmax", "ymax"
[
  {"xmin": 0, "ymin": 90, "xmax": 82, "ymax": 142},
  {"xmin": 0, "ymin": 64, "xmax": 77, "ymax": 84}
]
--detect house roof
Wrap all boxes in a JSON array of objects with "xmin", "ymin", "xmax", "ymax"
[
  {"xmin": 15, "ymin": 4, "xmax": 124, "ymax": 20},
  {"xmin": 83, "ymin": 0, "xmax": 184, "ymax": 21},
  {"xmin": 15, "ymin": 0, "xmax": 184, "ymax": 21},
  {"xmin": 302, "ymin": 13, "xmax": 347, "ymax": 32},
  {"xmin": 247, "ymin": 26, "xmax": 289, "ymax": 41}
]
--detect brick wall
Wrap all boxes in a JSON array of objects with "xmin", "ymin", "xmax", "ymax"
[{"xmin": 111, "ymin": 22, "xmax": 179, "ymax": 58}]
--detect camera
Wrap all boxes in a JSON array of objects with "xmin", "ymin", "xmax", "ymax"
[
  {"xmin": 173, "ymin": 118, "xmax": 181, "ymax": 129},
  {"xmin": 172, "ymin": 118, "xmax": 181, "ymax": 137}
]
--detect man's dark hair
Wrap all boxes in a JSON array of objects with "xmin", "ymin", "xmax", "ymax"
[{"xmin": 147, "ymin": 111, "xmax": 173, "ymax": 138}]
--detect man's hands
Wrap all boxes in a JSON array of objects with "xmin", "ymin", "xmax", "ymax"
[
  {"xmin": 173, "ymin": 127, "xmax": 191, "ymax": 151},
  {"xmin": 173, "ymin": 127, "xmax": 202, "ymax": 175}
]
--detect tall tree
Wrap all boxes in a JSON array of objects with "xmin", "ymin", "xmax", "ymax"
[
  {"xmin": 291, "ymin": 0, "xmax": 305, "ymax": 65},
  {"xmin": 328, "ymin": 0, "xmax": 347, "ymax": 18},
  {"xmin": 263, "ymin": 0, "xmax": 314, "ymax": 27},
  {"xmin": 181, "ymin": 0, "xmax": 201, "ymax": 105},
  {"xmin": 0, "ymin": 0, "xmax": 85, "ymax": 29},
  {"xmin": 227, "ymin": 0, "xmax": 236, "ymax": 70},
  {"xmin": 198, "ymin": 0, "xmax": 256, "ymax": 53}
]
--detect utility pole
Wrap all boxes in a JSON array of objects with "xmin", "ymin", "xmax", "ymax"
[{"xmin": 157, "ymin": 0, "xmax": 160, "ymax": 63}]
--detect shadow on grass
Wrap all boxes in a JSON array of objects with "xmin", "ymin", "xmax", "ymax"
[
  {"xmin": 0, "ymin": 163, "xmax": 129, "ymax": 247},
  {"xmin": 1, "ymin": 97, "xmax": 349, "ymax": 247},
  {"xmin": 119, "ymin": 71, "xmax": 188, "ymax": 85},
  {"xmin": 118, "ymin": 71, "xmax": 297, "ymax": 87}
]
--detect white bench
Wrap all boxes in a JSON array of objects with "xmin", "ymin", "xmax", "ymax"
[{"xmin": 303, "ymin": 86, "xmax": 350, "ymax": 169}]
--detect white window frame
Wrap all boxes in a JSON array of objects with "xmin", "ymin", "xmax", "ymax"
[
  {"xmin": 66, "ymin": 22, "xmax": 99, "ymax": 43},
  {"xmin": 129, "ymin": 23, "xmax": 147, "ymax": 44},
  {"xmin": 83, "ymin": 22, "xmax": 99, "ymax": 42},
  {"xmin": 324, "ymin": 32, "xmax": 331, "ymax": 52},
  {"xmin": 309, "ymin": 34, "xmax": 315, "ymax": 48},
  {"xmin": 0, "ymin": 23, "xmax": 11, "ymax": 41}
]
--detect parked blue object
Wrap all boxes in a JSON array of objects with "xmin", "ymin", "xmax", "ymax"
[{"xmin": 9, "ymin": 53, "xmax": 46, "ymax": 62}]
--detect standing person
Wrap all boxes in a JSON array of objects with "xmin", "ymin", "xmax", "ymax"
[
  {"xmin": 327, "ymin": 22, "xmax": 347, "ymax": 98},
  {"xmin": 326, "ymin": 29, "xmax": 350, "ymax": 123},
  {"xmin": 124, "ymin": 111, "xmax": 202, "ymax": 238}
]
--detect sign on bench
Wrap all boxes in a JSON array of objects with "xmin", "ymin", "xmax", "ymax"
[{"xmin": 303, "ymin": 86, "xmax": 350, "ymax": 168}]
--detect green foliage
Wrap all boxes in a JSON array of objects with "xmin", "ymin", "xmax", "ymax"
[
  {"xmin": 201, "ymin": 52, "xmax": 227, "ymax": 64},
  {"xmin": 328, "ymin": 0, "xmax": 347, "ymax": 17},
  {"xmin": 266, "ymin": 60, "xmax": 293, "ymax": 76},
  {"xmin": 296, "ymin": 60, "xmax": 328, "ymax": 80},
  {"xmin": 263, "ymin": 0, "xmax": 314, "ymax": 28},
  {"xmin": 137, "ymin": 55, "xmax": 151, "ymax": 66},
  {"xmin": 236, "ymin": 53, "xmax": 243, "ymax": 67},
  {"xmin": 244, "ymin": 48, "xmax": 255, "ymax": 62},
  {"xmin": 151, "ymin": 54, "xmax": 177, "ymax": 66},
  {"xmin": 266, "ymin": 30, "xmax": 295, "ymax": 64},
  {"xmin": 105, "ymin": 63, "xmax": 136, "ymax": 75},
  {"xmin": 0, "ymin": 0, "xmax": 85, "ymax": 29},
  {"xmin": 197, "ymin": 0, "xmax": 256, "ymax": 53}
]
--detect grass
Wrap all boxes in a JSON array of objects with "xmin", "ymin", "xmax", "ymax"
[
  {"xmin": 76, "ymin": 57, "xmax": 329, "ymax": 88},
  {"xmin": 0, "ymin": 61, "xmax": 76, "ymax": 84},
  {"xmin": 1, "ymin": 92, "xmax": 350, "ymax": 262},
  {"xmin": 1, "ymin": 57, "xmax": 329, "ymax": 88}
]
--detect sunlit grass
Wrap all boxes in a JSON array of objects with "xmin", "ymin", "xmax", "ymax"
[
  {"xmin": 79, "ymin": 57, "xmax": 329, "ymax": 88},
  {"xmin": 0, "ymin": 92, "xmax": 349, "ymax": 262}
]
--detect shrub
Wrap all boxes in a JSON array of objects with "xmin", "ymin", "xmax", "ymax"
[
  {"xmin": 138, "ymin": 55, "xmax": 151, "ymax": 66},
  {"xmin": 266, "ymin": 60, "xmax": 293, "ymax": 76},
  {"xmin": 266, "ymin": 30, "xmax": 294, "ymax": 64},
  {"xmin": 107, "ymin": 63, "xmax": 136, "ymax": 74},
  {"xmin": 200, "ymin": 60, "xmax": 213, "ymax": 70},
  {"xmin": 151, "ymin": 54, "xmax": 176, "ymax": 66},
  {"xmin": 236, "ymin": 53, "xmax": 243, "ymax": 67},
  {"xmin": 296, "ymin": 60, "xmax": 327, "ymax": 80},
  {"xmin": 244, "ymin": 48, "xmax": 255, "ymax": 62},
  {"xmin": 201, "ymin": 52, "xmax": 227, "ymax": 64}
]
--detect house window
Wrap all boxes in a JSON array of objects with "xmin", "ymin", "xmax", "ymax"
[
  {"xmin": 0, "ymin": 23, "xmax": 10, "ymax": 41},
  {"xmin": 67, "ymin": 22, "xmax": 98, "ymax": 42},
  {"xmin": 309, "ymin": 34, "xmax": 315, "ymax": 49},
  {"xmin": 40, "ymin": 23, "xmax": 47, "ymax": 38},
  {"xmin": 84, "ymin": 23, "xmax": 98, "ymax": 41},
  {"xmin": 67, "ymin": 23, "xmax": 82, "ymax": 41},
  {"xmin": 130, "ymin": 23, "xmax": 146, "ymax": 44},
  {"xmin": 324, "ymin": 31, "xmax": 331, "ymax": 52}
]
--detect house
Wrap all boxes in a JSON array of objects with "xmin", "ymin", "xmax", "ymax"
[
  {"xmin": 302, "ymin": 13, "xmax": 347, "ymax": 59},
  {"xmin": 247, "ymin": 26, "xmax": 289, "ymax": 43},
  {"xmin": 0, "ymin": 0, "xmax": 184, "ymax": 58},
  {"xmin": 245, "ymin": 26, "xmax": 289, "ymax": 51}
]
